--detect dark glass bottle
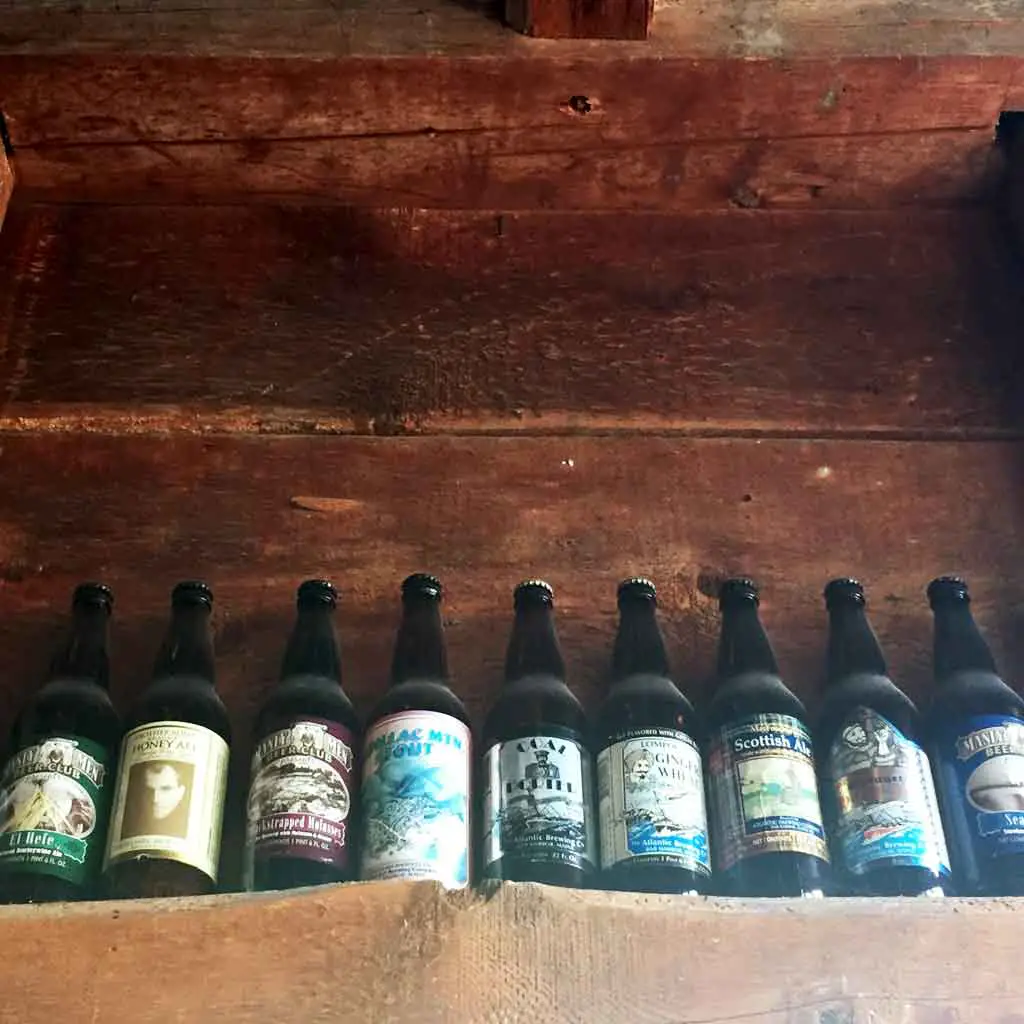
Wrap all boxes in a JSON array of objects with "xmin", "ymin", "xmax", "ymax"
[
  {"xmin": 480, "ymin": 581, "xmax": 596, "ymax": 887},
  {"xmin": 595, "ymin": 579, "xmax": 710, "ymax": 894},
  {"xmin": 359, "ymin": 574, "xmax": 471, "ymax": 888},
  {"xmin": 246, "ymin": 580, "xmax": 360, "ymax": 892},
  {"xmin": 0, "ymin": 584, "xmax": 120, "ymax": 903},
  {"xmin": 816, "ymin": 579, "xmax": 949, "ymax": 896},
  {"xmin": 705, "ymin": 579, "xmax": 830, "ymax": 897},
  {"xmin": 926, "ymin": 577, "xmax": 1024, "ymax": 896},
  {"xmin": 103, "ymin": 582, "xmax": 231, "ymax": 899}
]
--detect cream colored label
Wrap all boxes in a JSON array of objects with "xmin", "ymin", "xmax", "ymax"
[{"xmin": 104, "ymin": 721, "xmax": 229, "ymax": 881}]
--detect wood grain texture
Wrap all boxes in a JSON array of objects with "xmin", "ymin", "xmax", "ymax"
[
  {"xmin": 2, "ymin": 0, "xmax": 1024, "ymax": 59},
  {"xmin": 505, "ymin": 0, "xmax": 653, "ymax": 39},
  {"xmin": 0, "ymin": 433, "xmax": 1022, "ymax": 746},
  {"xmin": 0, "ymin": 55, "xmax": 1016, "ymax": 148},
  {"xmin": 10, "ymin": 127, "xmax": 1000, "ymax": 210},
  {"xmin": 5, "ymin": 881, "xmax": 1024, "ymax": 1024},
  {"xmin": 0, "ymin": 204, "xmax": 1021, "ymax": 438},
  {"xmin": 0, "ymin": 148, "xmax": 12, "ymax": 234}
]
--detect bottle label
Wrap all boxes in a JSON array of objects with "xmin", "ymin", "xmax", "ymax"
[
  {"xmin": 828, "ymin": 708, "xmax": 949, "ymax": 877},
  {"xmin": 482, "ymin": 735, "xmax": 596, "ymax": 873},
  {"xmin": 0, "ymin": 735, "xmax": 113, "ymax": 886},
  {"xmin": 708, "ymin": 713, "xmax": 829, "ymax": 872},
  {"xmin": 104, "ymin": 721, "xmax": 230, "ymax": 882},
  {"xmin": 244, "ymin": 718, "xmax": 356, "ymax": 886},
  {"xmin": 939, "ymin": 715, "xmax": 1024, "ymax": 860},
  {"xmin": 597, "ymin": 729, "xmax": 710, "ymax": 876},
  {"xmin": 360, "ymin": 710, "xmax": 471, "ymax": 889}
]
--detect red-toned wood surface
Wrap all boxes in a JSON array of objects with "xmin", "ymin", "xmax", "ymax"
[
  {"xmin": 505, "ymin": 0, "xmax": 653, "ymax": 39},
  {"xmin": 5, "ymin": 881, "xmax": 1024, "ymax": 1024},
  {"xmin": 1, "ymin": 3, "xmax": 1021, "ymax": 207},
  {"xmin": 9, "ymin": 127, "xmax": 998, "ymax": 210},
  {"xmin": 1, "ymin": 434, "xmax": 1024, "ymax": 883},
  {"xmin": 0, "ymin": 204, "xmax": 1020, "ymax": 438}
]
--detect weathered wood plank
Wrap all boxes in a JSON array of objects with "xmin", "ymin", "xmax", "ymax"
[
  {"xmin": 9, "ymin": 127, "xmax": 999, "ymax": 210},
  {"xmin": 0, "ymin": 434, "xmax": 1021, "ymax": 733},
  {"xmin": 5, "ymin": 881, "xmax": 1023, "ymax": 1024},
  {"xmin": 505, "ymin": 0, "xmax": 653, "ymax": 39},
  {"xmin": 2, "ymin": 0, "xmax": 1024, "ymax": 59},
  {"xmin": 4, "ymin": 55, "xmax": 1013, "ymax": 148},
  {"xmin": 0, "ymin": 205, "xmax": 1020, "ymax": 438}
]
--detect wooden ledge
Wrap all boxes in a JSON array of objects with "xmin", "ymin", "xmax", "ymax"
[{"xmin": 6, "ymin": 879, "xmax": 1022, "ymax": 1023}]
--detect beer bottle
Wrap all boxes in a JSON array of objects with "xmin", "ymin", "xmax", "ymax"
[
  {"xmin": 480, "ymin": 580, "xmax": 596, "ymax": 887},
  {"xmin": 0, "ymin": 584, "xmax": 119, "ymax": 903},
  {"xmin": 595, "ymin": 578, "xmax": 710, "ymax": 894},
  {"xmin": 245, "ymin": 580, "xmax": 360, "ymax": 891},
  {"xmin": 926, "ymin": 577, "xmax": 1024, "ymax": 895},
  {"xmin": 104, "ymin": 582, "xmax": 230, "ymax": 898},
  {"xmin": 359, "ymin": 574, "xmax": 471, "ymax": 888},
  {"xmin": 705, "ymin": 579, "xmax": 830, "ymax": 896},
  {"xmin": 817, "ymin": 579, "xmax": 949, "ymax": 896}
]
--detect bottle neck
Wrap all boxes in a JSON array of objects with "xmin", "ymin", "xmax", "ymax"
[
  {"xmin": 612, "ymin": 601, "xmax": 670, "ymax": 680},
  {"xmin": 505, "ymin": 604, "xmax": 565, "ymax": 683},
  {"xmin": 50, "ymin": 605, "xmax": 111, "ymax": 689},
  {"xmin": 391, "ymin": 599, "xmax": 448, "ymax": 685},
  {"xmin": 933, "ymin": 602, "xmax": 997, "ymax": 678},
  {"xmin": 280, "ymin": 605, "xmax": 342, "ymax": 683},
  {"xmin": 826, "ymin": 603, "xmax": 887, "ymax": 682},
  {"xmin": 716, "ymin": 603, "xmax": 779, "ymax": 679},
  {"xmin": 154, "ymin": 605, "xmax": 216, "ymax": 684}
]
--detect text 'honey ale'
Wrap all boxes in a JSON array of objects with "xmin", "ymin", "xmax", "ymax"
[
  {"xmin": 104, "ymin": 582, "xmax": 231, "ymax": 898},
  {"xmin": 705, "ymin": 579, "xmax": 830, "ymax": 897},
  {"xmin": 926, "ymin": 577, "xmax": 1024, "ymax": 895},
  {"xmin": 0, "ymin": 584, "xmax": 120, "ymax": 903},
  {"xmin": 359, "ymin": 574, "xmax": 471, "ymax": 888},
  {"xmin": 817, "ymin": 579, "xmax": 949, "ymax": 896},
  {"xmin": 245, "ymin": 580, "xmax": 360, "ymax": 891},
  {"xmin": 480, "ymin": 581, "xmax": 596, "ymax": 887},
  {"xmin": 596, "ymin": 579, "xmax": 710, "ymax": 894}
]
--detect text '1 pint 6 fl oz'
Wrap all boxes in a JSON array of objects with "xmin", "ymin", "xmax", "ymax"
[
  {"xmin": 245, "ymin": 580, "xmax": 361, "ymax": 892},
  {"xmin": 816, "ymin": 579, "xmax": 950, "ymax": 896},
  {"xmin": 359, "ymin": 574, "xmax": 471, "ymax": 889},
  {"xmin": 0, "ymin": 584, "xmax": 120, "ymax": 904},
  {"xmin": 103, "ymin": 582, "xmax": 231, "ymax": 899},
  {"xmin": 595, "ymin": 578, "xmax": 710, "ymax": 894},
  {"xmin": 480, "ymin": 580, "xmax": 597, "ymax": 887},
  {"xmin": 926, "ymin": 577, "xmax": 1024, "ymax": 896},
  {"xmin": 705, "ymin": 579, "xmax": 830, "ymax": 897}
]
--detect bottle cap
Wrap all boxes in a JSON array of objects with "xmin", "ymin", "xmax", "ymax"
[
  {"xmin": 297, "ymin": 579, "xmax": 338, "ymax": 608},
  {"xmin": 718, "ymin": 577, "xmax": 759, "ymax": 609},
  {"xmin": 514, "ymin": 580, "xmax": 554, "ymax": 608},
  {"xmin": 72, "ymin": 582, "xmax": 114, "ymax": 613},
  {"xmin": 617, "ymin": 577, "xmax": 657, "ymax": 605},
  {"xmin": 171, "ymin": 580, "xmax": 214, "ymax": 609},
  {"xmin": 928, "ymin": 576, "xmax": 969, "ymax": 607},
  {"xmin": 824, "ymin": 577, "xmax": 865, "ymax": 609},
  {"xmin": 401, "ymin": 573, "xmax": 443, "ymax": 601}
]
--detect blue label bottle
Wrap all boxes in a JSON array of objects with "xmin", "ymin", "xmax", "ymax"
[
  {"xmin": 816, "ymin": 579, "xmax": 950, "ymax": 896},
  {"xmin": 926, "ymin": 576, "xmax": 1024, "ymax": 896}
]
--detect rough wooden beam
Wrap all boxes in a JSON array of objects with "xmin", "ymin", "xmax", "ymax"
[
  {"xmin": 7, "ymin": 128, "xmax": 1000, "ymax": 210},
  {"xmin": 505, "ymin": 0, "xmax": 653, "ymax": 39},
  {"xmin": 6, "ymin": 881, "xmax": 1024, "ymax": 1023},
  {"xmin": 0, "ymin": 207, "xmax": 1020, "ymax": 439}
]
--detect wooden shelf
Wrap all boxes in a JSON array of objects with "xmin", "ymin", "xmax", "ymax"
[
  {"xmin": 8, "ymin": 879, "xmax": 1022, "ymax": 1024},
  {"xmin": 2, "ymin": 1, "xmax": 1022, "ymax": 207}
]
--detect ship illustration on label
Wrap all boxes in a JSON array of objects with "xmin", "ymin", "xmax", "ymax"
[
  {"xmin": 491, "ymin": 736, "xmax": 592, "ymax": 866},
  {"xmin": 621, "ymin": 742, "xmax": 704, "ymax": 854}
]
